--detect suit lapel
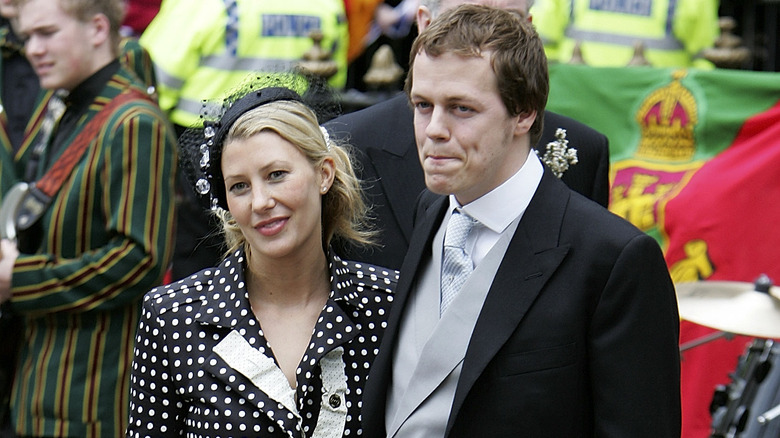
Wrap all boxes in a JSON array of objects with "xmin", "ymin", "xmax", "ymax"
[
  {"xmin": 7, "ymin": 90, "xmax": 53, "ymax": 182},
  {"xmin": 447, "ymin": 171, "xmax": 572, "ymax": 434},
  {"xmin": 367, "ymin": 173, "xmax": 575, "ymax": 435},
  {"xmin": 388, "ymin": 213, "xmax": 521, "ymax": 437},
  {"xmin": 362, "ymin": 194, "xmax": 448, "ymax": 436},
  {"xmin": 366, "ymin": 95, "xmax": 423, "ymax": 242}
]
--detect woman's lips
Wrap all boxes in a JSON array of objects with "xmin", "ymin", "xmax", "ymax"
[{"xmin": 255, "ymin": 217, "xmax": 288, "ymax": 236}]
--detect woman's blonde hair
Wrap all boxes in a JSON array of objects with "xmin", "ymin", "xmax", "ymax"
[{"xmin": 216, "ymin": 99, "xmax": 374, "ymax": 255}]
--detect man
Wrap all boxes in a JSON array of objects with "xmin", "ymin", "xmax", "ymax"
[
  {"xmin": 326, "ymin": 0, "xmax": 610, "ymax": 270},
  {"xmin": 361, "ymin": 5, "xmax": 681, "ymax": 437},
  {"xmin": 0, "ymin": 0, "xmax": 177, "ymax": 436}
]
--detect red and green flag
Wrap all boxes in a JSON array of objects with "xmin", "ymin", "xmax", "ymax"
[{"xmin": 547, "ymin": 63, "xmax": 780, "ymax": 438}]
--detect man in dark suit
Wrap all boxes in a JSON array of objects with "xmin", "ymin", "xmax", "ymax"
[
  {"xmin": 326, "ymin": 0, "xmax": 610, "ymax": 270},
  {"xmin": 361, "ymin": 5, "xmax": 681, "ymax": 437}
]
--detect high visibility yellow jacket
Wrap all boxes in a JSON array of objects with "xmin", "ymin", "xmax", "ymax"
[
  {"xmin": 140, "ymin": 0, "xmax": 349, "ymax": 127},
  {"xmin": 532, "ymin": 0, "xmax": 719, "ymax": 69}
]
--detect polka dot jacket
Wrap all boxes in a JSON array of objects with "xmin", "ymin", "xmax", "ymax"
[{"xmin": 126, "ymin": 247, "xmax": 397, "ymax": 438}]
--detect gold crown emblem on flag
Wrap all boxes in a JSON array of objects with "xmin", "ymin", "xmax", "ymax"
[{"xmin": 635, "ymin": 70, "xmax": 698, "ymax": 162}]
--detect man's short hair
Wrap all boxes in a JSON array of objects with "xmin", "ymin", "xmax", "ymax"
[
  {"xmin": 406, "ymin": 3, "xmax": 549, "ymax": 144},
  {"xmin": 68, "ymin": 0, "xmax": 124, "ymax": 35},
  {"xmin": 420, "ymin": 0, "xmax": 535, "ymax": 25}
]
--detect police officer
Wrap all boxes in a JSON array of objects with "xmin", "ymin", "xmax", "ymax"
[
  {"xmin": 532, "ymin": 0, "xmax": 719, "ymax": 68},
  {"xmin": 140, "ymin": 0, "xmax": 349, "ymax": 130}
]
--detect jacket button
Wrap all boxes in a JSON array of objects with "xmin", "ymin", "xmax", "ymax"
[{"xmin": 329, "ymin": 394, "xmax": 341, "ymax": 408}]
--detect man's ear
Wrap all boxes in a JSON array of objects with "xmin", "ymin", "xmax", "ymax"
[
  {"xmin": 89, "ymin": 12, "xmax": 110, "ymax": 48},
  {"xmin": 416, "ymin": 6, "xmax": 433, "ymax": 32},
  {"xmin": 514, "ymin": 110, "xmax": 537, "ymax": 137}
]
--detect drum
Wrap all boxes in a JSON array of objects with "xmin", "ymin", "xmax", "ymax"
[{"xmin": 710, "ymin": 339, "xmax": 780, "ymax": 438}]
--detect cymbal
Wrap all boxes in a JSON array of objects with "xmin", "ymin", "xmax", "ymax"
[{"xmin": 676, "ymin": 281, "xmax": 780, "ymax": 339}]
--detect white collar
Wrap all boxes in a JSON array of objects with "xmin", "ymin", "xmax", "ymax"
[{"xmin": 450, "ymin": 151, "xmax": 543, "ymax": 233}]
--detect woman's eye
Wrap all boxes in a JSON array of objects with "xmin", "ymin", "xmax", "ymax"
[
  {"xmin": 269, "ymin": 170, "xmax": 287, "ymax": 181},
  {"xmin": 228, "ymin": 182, "xmax": 248, "ymax": 193}
]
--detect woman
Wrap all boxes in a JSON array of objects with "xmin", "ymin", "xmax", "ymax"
[{"xmin": 126, "ymin": 86, "xmax": 397, "ymax": 437}]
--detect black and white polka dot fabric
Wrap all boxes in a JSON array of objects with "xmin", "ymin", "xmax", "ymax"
[{"xmin": 126, "ymin": 248, "xmax": 397, "ymax": 437}]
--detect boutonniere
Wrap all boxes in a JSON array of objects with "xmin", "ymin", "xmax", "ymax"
[{"xmin": 536, "ymin": 128, "xmax": 578, "ymax": 178}]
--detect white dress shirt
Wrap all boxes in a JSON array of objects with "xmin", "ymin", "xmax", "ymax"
[{"xmin": 447, "ymin": 151, "xmax": 544, "ymax": 267}]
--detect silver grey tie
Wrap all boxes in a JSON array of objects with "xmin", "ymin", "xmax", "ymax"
[{"xmin": 440, "ymin": 209, "xmax": 477, "ymax": 315}]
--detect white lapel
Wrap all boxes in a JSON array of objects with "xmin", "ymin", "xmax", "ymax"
[
  {"xmin": 214, "ymin": 330, "xmax": 298, "ymax": 412},
  {"xmin": 214, "ymin": 331, "xmax": 349, "ymax": 438}
]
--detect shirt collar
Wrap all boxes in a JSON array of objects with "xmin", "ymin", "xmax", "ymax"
[
  {"xmin": 451, "ymin": 151, "xmax": 543, "ymax": 234},
  {"xmin": 60, "ymin": 59, "xmax": 120, "ymax": 108}
]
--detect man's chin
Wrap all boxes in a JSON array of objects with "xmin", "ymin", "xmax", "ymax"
[
  {"xmin": 423, "ymin": 176, "xmax": 455, "ymax": 196},
  {"xmin": 39, "ymin": 77, "xmax": 59, "ymax": 90}
]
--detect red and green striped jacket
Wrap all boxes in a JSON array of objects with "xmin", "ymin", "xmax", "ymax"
[
  {"xmin": 9, "ymin": 66, "xmax": 178, "ymax": 438},
  {"xmin": 0, "ymin": 87, "xmax": 51, "ymax": 198},
  {"xmin": 1, "ymin": 36, "xmax": 155, "ymax": 199}
]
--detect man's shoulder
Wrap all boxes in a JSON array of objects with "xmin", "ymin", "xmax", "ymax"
[
  {"xmin": 99, "ymin": 69, "xmax": 167, "ymax": 122},
  {"xmin": 325, "ymin": 93, "xmax": 413, "ymax": 153},
  {"xmin": 542, "ymin": 110, "xmax": 608, "ymax": 149},
  {"xmin": 560, "ymin": 186, "xmax": 647, "ymax": 245},
  {"xmin": 537, "ymin": 111, "xmax": 610, "ymax": 206},
  {"xmin": 328, "ymin": 93, "xmax": 409, "ymax": 126}
]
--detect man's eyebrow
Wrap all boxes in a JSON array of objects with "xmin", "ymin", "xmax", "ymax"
[{"xmin": 20, "ymin": 23, "xmax": 57, "ymax": 35}]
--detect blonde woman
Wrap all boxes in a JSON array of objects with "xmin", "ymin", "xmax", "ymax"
[{"xmin": 126, "ymin": 87, "xmax": 397, "ymax": 437}]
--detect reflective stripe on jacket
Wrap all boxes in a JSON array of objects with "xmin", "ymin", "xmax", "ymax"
[
  {"xmin": 532, "ymin": 0, "xmax": 718, "ymax": 68},
  {"xmin": 140, "ymin": 0, "xmax": 348, "ymax": 127}
]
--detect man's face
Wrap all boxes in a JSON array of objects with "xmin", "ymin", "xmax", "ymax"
[
  {"xmin": 0, "ymin": 0, "xmax": 18, "ymax": 19},
  {"xmin": 17, "ymin": 0, "xmax": 97, "ymax": 90},
  {"xmin": 410, "ymin": 51, "xmax": 535, "ymax": 205}
]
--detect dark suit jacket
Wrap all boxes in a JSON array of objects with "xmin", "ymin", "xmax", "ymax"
[
  {"xmin": 362, "ymin": 170, "xmax": 682, "ymax": 437},
  {"xmin": 325, "ymin": 93, "xmax": 611, "ymax": 269}
]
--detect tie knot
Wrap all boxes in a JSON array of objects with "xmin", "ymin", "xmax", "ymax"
[
  {"xmin": 47, "ymin": 92, "xmax": 67, "ymax": 121},
  {"xmin": 444, "ymin": 210, "xmax": 476, "ymax": 250}
]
